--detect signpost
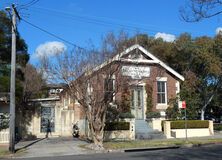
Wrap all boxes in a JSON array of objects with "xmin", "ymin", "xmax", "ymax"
[{"xmin": 179, "ymin": 101, "xmax": 187, "ymax": 140}]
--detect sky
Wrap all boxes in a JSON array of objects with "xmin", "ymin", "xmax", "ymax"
[{"xmin": 1, "ymin": 0, "xmax": 222, "ymax": 65}]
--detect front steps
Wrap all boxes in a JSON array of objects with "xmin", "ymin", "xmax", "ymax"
[{"xmin": 135, "ymin": 119, "xmax": 165, "ymax": 140}]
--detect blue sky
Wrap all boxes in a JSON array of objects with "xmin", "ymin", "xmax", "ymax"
[{"xmin": 1, "ymin": 0, "xmax": 222, "ymax": 64}]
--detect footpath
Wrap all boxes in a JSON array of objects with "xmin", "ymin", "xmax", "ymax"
[
  {"xmin": 1, "ymin": 132, "xmax": 222, "ymax": 159},
  {"xmin": 13, "ymin": 137, "xmax": 94, "ymax": 158}
]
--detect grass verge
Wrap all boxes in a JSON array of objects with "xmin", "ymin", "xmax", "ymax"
[
  {"xmin": 0, "ymin": 145, "xmax": 10, "ymax": 158},
  {"xmin": 103, "ymin": 138, "xmax": 222, "ymax": 150}
]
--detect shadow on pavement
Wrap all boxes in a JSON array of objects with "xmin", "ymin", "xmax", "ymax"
[{"xmin": 15, "ymin": 138, "xmax": 46, "ymax": 153}]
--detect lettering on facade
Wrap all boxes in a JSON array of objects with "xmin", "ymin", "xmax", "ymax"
[{"xmin": 121, "ymin": 66, "xmax": 150, "ymax": 79}]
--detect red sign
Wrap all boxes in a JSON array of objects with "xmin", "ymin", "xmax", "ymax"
[{"xmin": 182, "ymin": 101, "xmax": 186, "ymax": 109}]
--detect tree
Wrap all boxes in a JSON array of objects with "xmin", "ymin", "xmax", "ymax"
[
  {"xmin": 38, "ymin": 32, "xmax": 129, "ymax": 148},
  {"xmin": 179, "ymin": 0, "xmax": 222, "ymax": 119},
  {"xmin": 180, "ymin": 0, "xmax": 222, "ymax": 22},
  {"xmin": 40, "ymin": 48, "xmax": 120, "ymax": 148},
  {"xmin": 0, "ymin": 10, "xmax": 46, "ymax": 138},
  {"xmin": 0, "ymin": 11, "xmax": 29, "ymax": 65},
  {"xmin": 127, "ymin": 33, "xmax": 222, "ymax": 120},
  {"xmin": 0, "ymin": 10, "xmax": 29, "ymax": 97},
  {"xmin": 22, "ymin": 64, "xmax": 45, "ymax": 102}
]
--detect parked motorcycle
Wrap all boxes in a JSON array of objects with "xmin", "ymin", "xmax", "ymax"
[{"xmin": 72, "ymin": 122, "xmax": 79, "ymax": 138}]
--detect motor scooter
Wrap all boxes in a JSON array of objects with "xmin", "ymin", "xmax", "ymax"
[{"xmin": 72, "ymin": 122, "xmax": 79, "ymax": 138}]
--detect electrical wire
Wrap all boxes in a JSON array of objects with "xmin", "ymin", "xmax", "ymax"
[
  {"xmin": 20, "ymin": 17, "xmax": 85, "ymax": 50},
  {"xmin": 28, "ymin": 6, "xmax": 168, "ymax": 35},
  {"xmin": 19, "ymin": 0, "xmax": 40, "ymax": 8},
  {"xmin": 29, "ymin": 6, "xmax": 200, "ymax": 35}
]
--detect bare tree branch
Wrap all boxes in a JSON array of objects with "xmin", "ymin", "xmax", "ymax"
[{"xmin": 180, "ymin": 0, "xmax": 222, "ymax": 22}]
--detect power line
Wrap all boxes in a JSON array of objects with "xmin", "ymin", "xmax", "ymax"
[
  {"xmin": 29, "ymin": 6, "xmax": 164, "ymax": 35},
  {"xmin": 20, "ymin": 17, "xmax": 85, "ymax": 50},
  {"xmin": 30, "ymin": 6, "xmax": 201, "ymax": 35},
  {"xmin": 19, "ymin": 0, "xmax": 40, "ymax": 8}
]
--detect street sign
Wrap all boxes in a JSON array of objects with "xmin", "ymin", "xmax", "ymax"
[
  {"xmin": 182, "ymin": 101, "xmax": 186, "ymax": 109},
  {"xmin": 178, "ymin": 101, "xmax": 186, "ymax": 109}
]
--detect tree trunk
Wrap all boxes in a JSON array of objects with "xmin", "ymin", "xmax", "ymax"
[
  {"xmin": 92, "ymin": 130, "xmax": 104, "ymax": 149},
  {"xmin": 201, "ymin": 108, "xmax": 205, "ymax": 120},
  {"xmin": 88, "ymin": 120, "xmax": 105, "ymax": 150},
  {"xmin": 200, "ymin": 93, "xmax": 215, "ymax": 120}
]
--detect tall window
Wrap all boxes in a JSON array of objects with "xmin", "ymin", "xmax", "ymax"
[
  {"xmin": 104, "ymin": 77, "xmax": 115, "ymax": 101},
  {"xmin": 157, "ymin": 81, "xmax": 167, "ymax": 104}
]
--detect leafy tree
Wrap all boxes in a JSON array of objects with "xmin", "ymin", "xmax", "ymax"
[
  {"xmin": 0, "ymin": 10, "xmax": 29, "ymax": 95},
  {"xmin": 125, "ymin": 33, "xmax": 222, "ymax": 120}
]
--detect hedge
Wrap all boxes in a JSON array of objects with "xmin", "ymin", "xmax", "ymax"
[
  {"xmin": 0, "ymin": 114, "xmax": 9, "ymax": 131},
  {"xmin": 214, "ymin": 123, "xmax": 222, "ymax": 131},
  {"xmin": 105, "ymin": 121, "xmax": 130, "ymax": 131},
  {"xmin": 119, "ymin": 112, "xmax": 135, "ymax": 119},
  {"xmin": 146, "ymin": 111, "xmax": 161, "ymax": 119},
  {"xmin": 170, "ymin": 120, "xmax": 209, "ymax": 129}
]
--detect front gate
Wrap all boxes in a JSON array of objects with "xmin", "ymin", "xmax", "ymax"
[{"xmin": 40, "ymin": 106, "xmax": 55, "ymax": 133}]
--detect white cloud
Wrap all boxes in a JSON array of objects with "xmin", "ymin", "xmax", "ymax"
[
  {"xmin": 34, "ymin": 41, "xmax": 67, "ymax": 58},
  {"xmin": 216, "ymin": 27, "xmax": 222, "ymax": 35},
  {"xmin": 154, "ymin": 32, "xmax": 176, "ymax": 42}
]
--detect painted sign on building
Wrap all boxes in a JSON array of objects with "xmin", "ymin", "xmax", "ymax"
[{"xmin": 121, "ymin": 66, "xmax": 150, "ymax": 79}]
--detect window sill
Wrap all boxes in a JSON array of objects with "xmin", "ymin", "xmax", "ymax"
[{"xmin": 156, "ymin": 104, "xmax": 168, "ymax": 109}]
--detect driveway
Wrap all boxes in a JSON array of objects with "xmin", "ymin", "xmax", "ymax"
[{"xmin": 14, "ymin": 137, "xmax": 93, "ymax": 158}]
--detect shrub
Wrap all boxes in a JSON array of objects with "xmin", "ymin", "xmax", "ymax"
[
  {"xmin": 120, "ymin": 88, "xmax": 131, "ymax": 113},
  {"xmin": 104, "ymin": 121, "xmax": 130, "ymax": 131},
  {"xmin": 119, "ymin": 112, "xmax": 135, "ymax": 119},
  {"xmin": 170, "ymin": 120, "xmax": 209, "ymax": 129},
  {"xmin": 166, "ymin": 99, "xmax": 181, "ymax": 120},
  {"xmin": 106, "ymin": 106, "xmax": 119, "ymax": 121},
  {"xmin": 0, "ymin": 113, "xmax": 9, "ymax": 131},
  {"xmin": 145, "ymin": 84, "xmax": 153, "ymax": 113},
  {"xmin": 214, "ymin": 123, "xmax": 222, "ymax": 131},
  {"xmin": 146, "ymin": 111, "xmax": 161, "ymax": 119}
]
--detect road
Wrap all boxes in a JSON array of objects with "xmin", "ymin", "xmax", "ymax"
[{"xmin": 9, "ymin": 144, "xmax": 222, "ymax": 160}]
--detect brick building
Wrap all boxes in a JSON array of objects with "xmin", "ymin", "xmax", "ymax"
[
  {"xmin": 60, "ymin": 44, "xmax": 184, "ymax": 138},
  {"xmin": 13, "ymin": 44, "xmax": 184, "ymax": 140}
]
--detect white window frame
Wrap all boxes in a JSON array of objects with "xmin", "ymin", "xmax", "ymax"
[
  {"xmin": 112, "ymin": 75, "xmax": 116, "ymax": 102},
  {"xmin": 63, "ymin": 93, "xmax": 68, "ymax": 109},
  {"xmin": 156, "ymin": 77, "xmax": 167, "ymax": 105},
  {"xmin": 175, "ymin": 81, "xmax": 180, "ymax": 95},
  {"xmin": 104, "ymin": 75, "xmax": 116, "ymax": 102}
]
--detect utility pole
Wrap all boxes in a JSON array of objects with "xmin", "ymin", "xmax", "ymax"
[{"xmin": 6, "ymin": 4, "xmax": 20, "ymax": 153}]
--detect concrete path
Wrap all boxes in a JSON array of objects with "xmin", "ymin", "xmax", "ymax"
[
  {"xmin": 10, "ymin": 132, "xmax": 222, "ymax": 159},
  {"xmin": 14, "ymin": 137, "xmax": 93, "ymax": 158},
  {"xmin": 9, "ymin": 144, "xmax": 222, "ymax": 160}
]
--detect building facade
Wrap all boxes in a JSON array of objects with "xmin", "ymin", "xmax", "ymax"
[
  {"xmin": 1, "ymin": 44, "xmax": 184, "ymax": 142},
  {"xmin": 60, "ymin": 44, "xmax": 184, "ymax": 137}
]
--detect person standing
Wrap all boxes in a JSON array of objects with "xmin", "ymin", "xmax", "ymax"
[{"xmin": 46, "ymin": 119, "xmax": 51, "ymax": 138}]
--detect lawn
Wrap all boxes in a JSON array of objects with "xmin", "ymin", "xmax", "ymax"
[
  {"xmin": 103, "ymin": 138, "xmax": 222, "ymax": 150},
  {"xmin": 0, "ymin": 145, "xmax": 10, "ymax": 158}
]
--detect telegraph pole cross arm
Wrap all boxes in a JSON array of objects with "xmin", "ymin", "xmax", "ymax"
[{"xmin": 5, "ymin": 4, "xmax": 20, "ymax": 153}]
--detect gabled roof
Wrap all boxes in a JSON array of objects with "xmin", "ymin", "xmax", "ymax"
[{"xmin": 93, "ymin": 44, "xmax": 185, "ymax": 81}]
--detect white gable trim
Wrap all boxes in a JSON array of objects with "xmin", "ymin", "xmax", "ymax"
[
  {"xmin": 138, "ymin": 45, "xmax": 184, "ymax": 81},
  {"xmin": 91, "ymin": 44, "xmax": 184, "ymax": 81},
  {"xmin": 112, "ymin": 44, "xmax": 185, "ymax": 81},
  {"xmin": 120, "ymin": 58, "xmax": 158, "ymax": 64}
]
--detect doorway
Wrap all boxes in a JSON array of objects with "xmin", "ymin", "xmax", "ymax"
[
  {"xmin": 131, "ymin": 86, "xmax": 144, "ymax": 119},
  {"xmin": 40, "ymin": 106, "xmax": 55, "ymax": 133}
]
